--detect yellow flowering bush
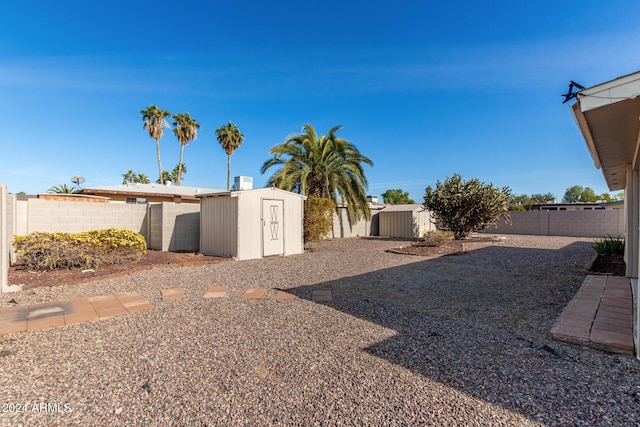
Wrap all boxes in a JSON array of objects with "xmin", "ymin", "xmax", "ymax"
[{"xmin": 13, "ymin": 228, "xmax": 146, "ymax": 270}]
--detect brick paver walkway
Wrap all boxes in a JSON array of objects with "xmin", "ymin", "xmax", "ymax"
[
  {"xmin": 0, "ymin": 292, "xmax": 154, "ymax": 336},
  {"xmin": 0, "ymin": 286, "xmax": 323, "ymax": 337},
  {"xmin": 551, "ymin": 275, "xmax": 634, "ymax": 354}
]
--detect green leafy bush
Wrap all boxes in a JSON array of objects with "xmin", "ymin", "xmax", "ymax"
[
  {"xmin": 13, "ymin": 228, "xmax": 147, "ymax": 270},
  {"xmin": 304, "ymin": 196, "xmax": 335, "ymax": 244},
  {"xmin": 593, "ymin": 236, "xmax": 625, "ymax": 256},
  {"xmin": 423, "ymin": 173, "xmax": 511, "ymax": 240},
  {"xmin": 420, "ymin": 230, "xmax": 454, "ymax": 247}
]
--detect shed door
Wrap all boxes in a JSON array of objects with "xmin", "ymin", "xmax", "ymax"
[{"xmin": 262, "ymin": 199, "xmax": 284, "ymax": 256}]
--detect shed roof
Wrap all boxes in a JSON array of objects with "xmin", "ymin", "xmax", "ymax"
[
  {"xmin": 379, "ymin": 204, "xmax": 425, "ymax": 213},
  {"xmin": 196, "ymin": 187, "xmax": 307, "ymax": 199}
]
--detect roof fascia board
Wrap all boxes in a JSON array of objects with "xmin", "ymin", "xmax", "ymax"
[
  {"xmin": 570, "ymin": 101, "xmax": 602, "ymax": 169},
  {"xmin": 578, "ymin": 73, "xmax": 640, "ymax": 112}
]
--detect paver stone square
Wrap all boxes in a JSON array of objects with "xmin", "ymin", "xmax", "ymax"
[
  {"xmin": 89, "ymin": 295, "xmax": 129, "ymax": 319},
  {"xmin": 60, "ymin": 298, "xmax": 100, "ymax": 325},
  {"xmin": 275, "ymin": 290, "xmax": 297, "ymax": 300},
  {"xmin": 242, "ymin": 288, "xmax": 266, "ymax": 299},
  {"xmin": 162, "ymin": 288, "xmax": 186, "ymax": 301},
  {"xmin": 204, "ymin": 287, "xmax": 228, "ymax": 298},
  {"xmin": 114, "ymin": 293, "xmax": 155, "ymax": 313},
  {"xmin": 312, "ymin": 290, "xmax": 333, "ymax": 302}
]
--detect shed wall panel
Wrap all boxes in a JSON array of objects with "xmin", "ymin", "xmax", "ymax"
[
  {"xmin": 236, "ymin": 191, "xmax": 263, "ymax": 260},
  {"xmin": 200, "ymin": 196, "xmax": 238, "ymax": 257}
]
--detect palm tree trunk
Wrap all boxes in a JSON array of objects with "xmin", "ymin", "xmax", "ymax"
[
  {"xmin": 227, "ymin": 154, "xmax": 231, "ymax": 190},
  {"xmin": 177, "ymin": 144, "xmax": 185, "ymax": 186},
  {"xmin": 156, "ymin": 138, "xmax": 164, "ymax": 184}
]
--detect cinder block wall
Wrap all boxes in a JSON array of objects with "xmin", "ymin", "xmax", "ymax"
[
  {"xmin": 157, "ymin": 202, "xmax": 200, "ymax": 252},
  {"xmin": 331, "ymin": 207, "xmax": 379, "ymax": 238},
  {"xmin": 483, "ymin": 210, "xmax": 625, "ymax": 237},
  {"xmin": 148, "ymin": 204, "xmax": 162, "ymax": 250},
  {"xmin": 15, "ymin": 198, "xmax": 149, "ymax": 240}
]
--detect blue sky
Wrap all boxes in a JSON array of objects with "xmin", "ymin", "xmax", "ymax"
[{"xmin": 2, "ymin": 1, "xmax": 639, "ymax": 202}]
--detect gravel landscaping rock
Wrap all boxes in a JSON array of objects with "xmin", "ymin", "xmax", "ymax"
[{"xmin": 0, "ymin": 235, "xmax": 638, "ymax": 426}]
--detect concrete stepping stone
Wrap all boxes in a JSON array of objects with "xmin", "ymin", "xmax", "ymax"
[
  {"xmin": 161, "ymin": 288, "xmax": 186, "ymax": 301},
  {"xmin": 312, "ymin": 290, "xmax": 333, "ymax": 302},
  {"xmin": 204, "ymin": 287, "xmax": 228, "ymax": 298},
  {"xmin": 275, "ymin": 289, "xmax": 297, "ymax": 301},
  {"xmin": 241, "ymin": 288, "xmax": 266, "ymax": 299}
]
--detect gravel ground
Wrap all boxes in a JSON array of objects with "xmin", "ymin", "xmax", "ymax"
[{"xmin": 0, "ymin": 235, "xmax": 638, "ymax": 426}]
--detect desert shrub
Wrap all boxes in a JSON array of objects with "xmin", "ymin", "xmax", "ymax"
[
  {"xmin": 13, "ymin": 228, "xmax": 147, "ymax": 271},
  {"xmin": 593, "ymin": 236, "xmax": 625, "ymax": 256},
  {"xmin": 420, "ymin": 230, "xmax": 454, "ymax": 247},
  {"xmin": 423, "ymin": 173, "xmax": 511, "ymax": 240},
  {"xmin": 304, "ymin": 196, "xmax": 335, "ymax": 244}
]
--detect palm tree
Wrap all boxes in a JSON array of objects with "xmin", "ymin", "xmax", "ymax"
[
  {"xmin": 137, "ymin": 173, "xmax": 151, "ymax": 184},
  {"xmin": 157, "ymin": 170, "xmax": 173, "ymax": 184},
  {"xmin": 122, "ymin": 169, "xmax": 136, "ymax": 184},
  {"xmin": 216, "ymin": 121, "xmax": 244, "ymax": 190},
  {"xmin": 141, "ymin": 105, "xmax": 171, "ymax": 185},
  {"xmin": 172, "ymin": 113, "xmax": 200, "ymax": 186},
  {"xmin": 261, "ymin": 124, "xmax": 374, "ymax": 221},
  {"xmin": 48, "ymin": 184, "xmax": 79, "ymax": 194},
  {"xmin": 171, "ymin": 163, "xmax": 187, "ymax": 184}
]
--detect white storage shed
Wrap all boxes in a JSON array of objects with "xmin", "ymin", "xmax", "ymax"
[
  {"xmin": 198, "ymin": 188, "xmax": 306, "ymax": 261},
  {"xmin": 378, "ymin": 204, "xmax": 435, "ymax": 238}
]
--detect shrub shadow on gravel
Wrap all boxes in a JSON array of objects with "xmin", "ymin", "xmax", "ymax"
[{"xmin": 290, "ymin": 242, "xmax": 640, "ymax": 426}]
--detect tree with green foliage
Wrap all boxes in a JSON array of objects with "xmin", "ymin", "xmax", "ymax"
[
  {"xmin": 261, "ymin": 124, "xmax": 374, "ymax": 222},
  {"xmin": 599, "ymin": 192, "xmax": 624, "ymax": 202},
  {"xmin": 423, "ymin": 174, "xmax": 511, "ymax": 240},
  {"xmin": 509, "ymin": 192, "xmax": 555, "ymax": 210},
  {"xmin": 122, "ymin": 170, "xmax": 136, "ymax": 184},
  {"xmin": 141, "ymin": 105, "xmax": 172, "ymax": 185},
  {"xmin": 48, "ymin": 184, "xmax": 79, "ymax": 194},
  {"xmin": 172, "ymin": 113, "xmax": 200, "ymax": 186},
  {"xmin": 157, "ymin": 171, "xmax": 172, "ymax": 184},
  {"xmin": 216, "ymin": 121, "xmax": 245, "ymax": 190},
  {"xmin": 563, "ymin": 185, "xmax": 600, "ymax": 203},
  {"xmin": 381, "ymin": 189, "xmax": 415, "ymax": 204},
  {"xmin": 530, "ymin": 193, "xmax": 555, "ymax": 204},
  {"xmin": 304, "ymin": 196, "xmax": 335, "ymax": 245}
]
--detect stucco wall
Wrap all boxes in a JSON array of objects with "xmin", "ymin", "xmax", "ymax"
[{"xmin": 482, "ymin": 210, "xmax": 625, "ymax": 237}]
